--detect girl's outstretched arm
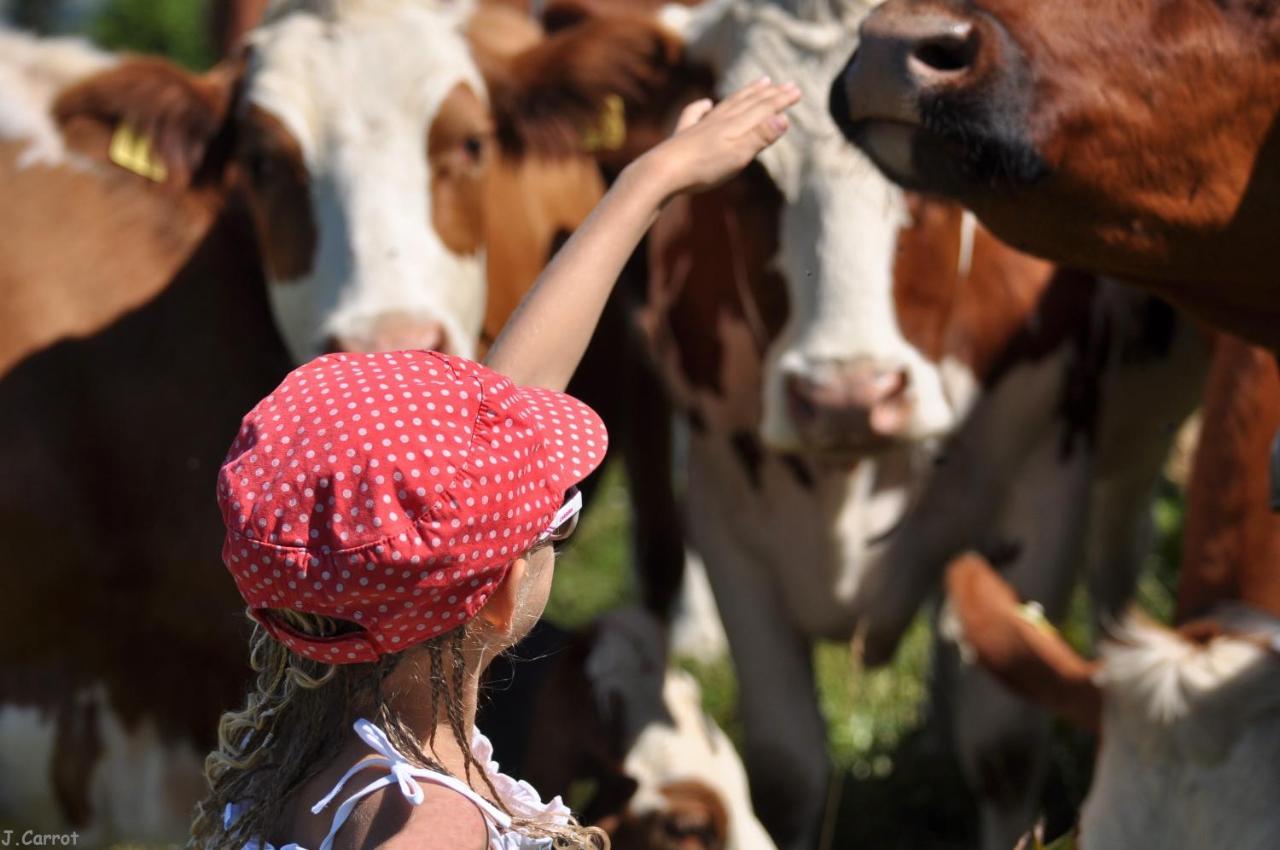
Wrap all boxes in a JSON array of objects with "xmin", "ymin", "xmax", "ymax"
[{"xmin": 485, "ymin": 78, "xmax": 800, "ymax": 391}]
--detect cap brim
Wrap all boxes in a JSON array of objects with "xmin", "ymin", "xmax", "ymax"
[{"xmin": 515, "ymin": 385, "xmax": 609, "ymax": 491}]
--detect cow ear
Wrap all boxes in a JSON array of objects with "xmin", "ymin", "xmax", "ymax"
[
  {"xmin": 945, "ymin": 553, "xmax": 1103, "ymax": 732},
  {"xmin": 52, "ymin": 54, "xmax": 244, "ymax": 189},
  {"xmin": 479, "ymin": 5, "xmax": 691, "ymax": 165}
]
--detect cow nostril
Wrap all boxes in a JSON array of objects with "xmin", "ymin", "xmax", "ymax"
[{"xmin": 910, "ymin": 25, "xmax": 978, "ymax": 77}]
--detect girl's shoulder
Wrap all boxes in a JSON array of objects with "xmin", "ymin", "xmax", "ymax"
[{"xmin": 358, "ymin": 780, "xmax": 490, "ymax": 850}]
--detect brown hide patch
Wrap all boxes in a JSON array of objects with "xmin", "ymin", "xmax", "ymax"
[
  {"xmin": 480, "ymin": 153, "xmax": 603, "ymax": 350},
  {"xmin": 608, "ymin": 780, "xmax": 730, "ymax": 850},
  {"xmin": 892, "ymin": 196, "xmax": 964, "ymax": 362},
  {"xmin": 0, "ymin": 139, "xmax": 220, "ymax": 375},
  {"xmin": 893, "ymin": 196, "xmax": 1061, "ymax": 382},
  {"xmin": 476, "ymin": 9, "xmax": 684, "ymax": 159},
  {"xmin": 946, "ymin": 553, "xmax": 1102, "ymax": 732},
  {"xmin": 646, "ymin": 163, "xmax": 788, "ymax": 404},
  {"xmin": 236, "ymin": 105, "xmax": 317, "ymax": 281},
  {"xmin": 429, "ymin": 83, "xmax": 495, "ymax": 259},
  {"xmin": 53, "ymin": 56, "xmax": 243, "ymax": 190},
  {"xmin": 1177, "ymin": 336, "xmax": 1280, "ymax": 621},
  {"xmin": 468, "ymin": 3, "xmax": 545, "ymax": 57}
]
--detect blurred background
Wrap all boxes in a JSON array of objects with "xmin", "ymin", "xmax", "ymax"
[{"xmin": 0, "ymin": 2, "xmax": 1196, "ymax": 847}]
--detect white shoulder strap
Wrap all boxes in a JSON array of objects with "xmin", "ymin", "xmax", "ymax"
[{"xmin": 310, "ymin": 719, "xmax": 512, "ymax": 850}]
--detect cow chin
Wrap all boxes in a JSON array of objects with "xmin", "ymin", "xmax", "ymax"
[{"xmin": 841, "ymin": 107, "xmax": 1049, "ymax": 203}]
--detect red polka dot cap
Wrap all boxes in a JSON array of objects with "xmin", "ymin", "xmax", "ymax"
[{"xmin": 216, "ymin": 351, "xmax": 607, "ymax": 664}]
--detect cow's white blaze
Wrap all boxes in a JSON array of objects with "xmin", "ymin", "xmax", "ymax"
[
  {"xmin": 1082, "ymin": 615, "xmax": 1280, "ymax": 850},
  {"xmin": 249, "ymin": 0, "xmax": 486, "ymax": 361},
  {"xmin": 675, "ymin": 0, "xmax": 958, "ymax": 451}
]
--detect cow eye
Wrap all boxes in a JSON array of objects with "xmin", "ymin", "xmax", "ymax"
[{"xmin": 461, "ymin": 135, "xmax": 486, "ymax": 162}]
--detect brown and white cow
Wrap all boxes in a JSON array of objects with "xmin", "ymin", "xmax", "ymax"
[
  {"xmin": 482, "ymin": 608, "xmax": 777, "ymax": 850},
  {"xmin": 945, "ymin": 338, "xmax": 1280, "ymax": 846},
  {"xmin": 0, "ymin": 4, "xmax": 686, "ymax": 841},
  {"xmin": 828, "ymin": 0, "xmax": 1280, "ymax": 351},
  {"xmin": 641, "ymin": 1, "xmax": 1206, "ymax": 847}
]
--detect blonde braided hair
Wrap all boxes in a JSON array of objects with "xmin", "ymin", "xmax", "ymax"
[{"xmin": 190, "ymin": 609, "xmax": 608, "ymax": 850}]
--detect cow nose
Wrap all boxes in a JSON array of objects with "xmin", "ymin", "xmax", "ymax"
[
  {"xmin": 833, "ymin": 3, "xmax": 982, "ymax": 129},
  {"xmin": 326, "ymin": 316, "xmax": 450, "ymax": 355},
  {"xmin": 876, "ymin": 13, "xmax": 979, "ymax": 88},
  {"xmin": 785, "ymin": 363, "xmax": 914, "ymax": 452}
]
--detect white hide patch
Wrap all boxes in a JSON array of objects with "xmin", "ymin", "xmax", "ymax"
[
  {"xmin": 1082, "ymin": 614, "xmax": 1280, "ymax": 850},
  {"xmin": 670, "ymin": 0, "xmax": 956, "ymax": 451},
  {"xmin": 249, "ymin": 0, "xmax": 486, "ymax": 361},
  {"xmin": 670, "ymin": 550, "xmax": 731, "ymax": 663},
  {"xmin": 623, "ymin": 671, "xmax": 778, "ymax": 850},
  {"xmin": 584, "ymin": 608, "xmax": 774, "ymax": 850},
  {"xmin": 0, "ymin": 28, "xmax": 115, "ymax": 167}
]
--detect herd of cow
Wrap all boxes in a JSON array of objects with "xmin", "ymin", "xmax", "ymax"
[{"xmin": 1, "ymin": 0, "xmax": 1277, "ymax": 848}]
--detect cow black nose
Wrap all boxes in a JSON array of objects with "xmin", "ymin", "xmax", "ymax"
[
  {"xmin": 909, "ymin": 23, "xmax": 977, "ymax": 78},
  {"xmin": 859, "ymin": 9, "xmax": 979, "ymax": 89},
  {"xmin": 834, "ymin": 5, "xmax": 986, "ymax": 135}
]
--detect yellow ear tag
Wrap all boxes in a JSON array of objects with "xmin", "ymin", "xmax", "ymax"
[
  {"xmin": 582, "ymin": 94, "xmax": 627, "ymax": 153},
  {"xmin": 109, "ymin": 122, "xmax": 169, "ymax": 183}
]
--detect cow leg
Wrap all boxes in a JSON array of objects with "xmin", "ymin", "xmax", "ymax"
[
  {"xmin": 1082, "ymin": 287, "xmax": 1208, "ymax": 621},
  {"xmin": 686, "ymin": 445, "xmax": 827, "ymax": 850},
  {"xmin": 854, "ymin": 350, "xmax": 1072, "ymax": 665},
  {"xmin": 621, "ymin": 351, "xmax": 685, "ymax": 621},
  {"xmin": 568, "ymin": 279, "xmax": 686, "ymax": 623},
  {"xmin": 943, "ymin": 421, "xmax": 1092, "ymax": 850}
]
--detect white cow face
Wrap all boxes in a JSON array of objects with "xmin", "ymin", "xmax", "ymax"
[
  {"xmin": 243, "ymin": 0, "xmax": 490, "ymax": 361},
  {"xmin": 670, "ymin": 0, "xmax": 963, "ymax": 458},
  {"xmin": 50, "ymin": 0, "xmax": 687, "ymax": 368}
]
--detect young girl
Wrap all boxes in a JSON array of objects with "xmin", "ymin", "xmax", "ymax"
[{"xmin": 191, "ymin": 78, "xmax": 799, "ymax": 850}]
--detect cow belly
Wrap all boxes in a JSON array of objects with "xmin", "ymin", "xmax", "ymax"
[
  {"xmin": 0, "ymin": 687, "xmax": 203, "ymax": 845},
  {"xmin": 684, "ymin": 428, "xmax": 915, "ymax": 640}
]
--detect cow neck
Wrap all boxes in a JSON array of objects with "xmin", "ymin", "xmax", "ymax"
[{"xmin": 0, "ymin": 141, "xmax": 227, "ymax": 377}]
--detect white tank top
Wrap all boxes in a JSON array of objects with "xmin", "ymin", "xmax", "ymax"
[{"xmin": 223, "ymin": 718, "xmax": 571, "ymax": 850}]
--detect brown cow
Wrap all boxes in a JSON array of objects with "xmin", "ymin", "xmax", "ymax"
[
  {"xmin": 640, "ymin": 2, "xmax": 1207, "ymax": 847},
  {"xmin": 0, "ymin": 5, "xmax": 686, "ymax": 841},
  {"xmin": 828, "ymin": 0, "xmax": 1280, "ymax": 351}
]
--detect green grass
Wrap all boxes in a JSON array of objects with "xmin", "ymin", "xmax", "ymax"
[{"xmin": 547, "ymin": 463, "xmax": 1187, "ymax": 849}]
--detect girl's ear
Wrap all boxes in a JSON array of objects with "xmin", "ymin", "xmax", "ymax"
[{"xmin": 479, "ymin": 557, "xmax": 528, "ymax": 635}]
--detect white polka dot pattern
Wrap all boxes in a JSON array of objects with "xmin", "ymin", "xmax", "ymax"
[{"xmin": 216, "ymin": 351, "xmax": 608, "ymax": 663}]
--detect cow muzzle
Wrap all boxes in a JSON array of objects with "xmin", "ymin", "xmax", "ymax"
[
  {"xmin": 326, "ymin": 313, "xmax": 454, "ymax": 355},
  {"xmin": 784, "ymin": 360, "xmax": 915, "ymax": 457},
  {"xmin": 831, "ymin": 0, "xmax": 1034, "ymax": 195}
]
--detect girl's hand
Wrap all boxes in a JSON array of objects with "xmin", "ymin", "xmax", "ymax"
[
  {"xmin": 484, "ymin": 81, "xmax": 797, "ymax": 392},
  {"xmin": 636, "ymin": 77, "xmax": 801, "ymax": 199}
]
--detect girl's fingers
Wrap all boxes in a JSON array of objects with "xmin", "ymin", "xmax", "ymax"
[
  {"xmin": 715, "ymin": 76, "xmax": 773, "ymax": 115},
  {"xmin": 730, "ymin": 85, "xmax": 801, "ymax": 136},
  {"xmin": 675, "ymin": 97, "xmax": 714, "ymax": 132}
]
